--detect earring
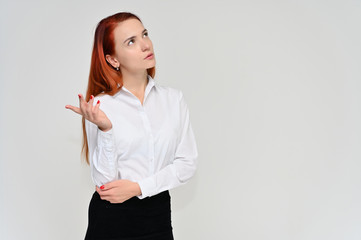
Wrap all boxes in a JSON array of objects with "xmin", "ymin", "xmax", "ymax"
[{"xmin": 116, "ymin": 66, "xmax": 120, "ymax": 71}]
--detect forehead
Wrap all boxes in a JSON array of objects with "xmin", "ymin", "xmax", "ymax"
[{"xmin": 113, "ymin": 18, "xmax": 144, "ymax": 42}]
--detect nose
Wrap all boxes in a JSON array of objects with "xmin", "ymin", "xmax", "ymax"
[{"xmin": 140, "ymin": 38, "xmax": 150, "ymax": 51}]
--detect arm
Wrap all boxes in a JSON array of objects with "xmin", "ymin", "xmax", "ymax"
[
  {"xmin": 137, "ymin": 90, "xmax": 198, "ymax": 199},
  {"xmin": 85, "ymin": 119, "xmax": 118, "ymax": 187},
  {"xmin": 65, "ymin": 93, "xmax": 117, "ymax": 187}
]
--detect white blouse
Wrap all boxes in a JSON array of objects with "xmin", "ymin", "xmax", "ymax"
[{"xmin": 85, "ymin": 75, "xmax": 198, "ymax": 199}]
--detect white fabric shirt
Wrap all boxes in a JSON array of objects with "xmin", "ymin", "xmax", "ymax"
[{"xmin": 85, "ymin": 75, "xmax": 198, "ymax": 199}]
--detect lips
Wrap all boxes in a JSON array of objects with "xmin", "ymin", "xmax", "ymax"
[{"xmin": 144, "ymin": 53, "xmax": 154, "ymax": 59}]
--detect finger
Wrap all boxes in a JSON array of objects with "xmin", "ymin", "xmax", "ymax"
[
  {"xmin": 94, "ymin": 99, "xmax": 100, "ymax": 111},
  {"xmin": 78, "ymin": 94, "xmax": 84, "ymax": 113},
  {"xmin": 102, "ymin": 181, "xmax": 117, "ymax": 191},
  {"xmin": 96, "ymin": 186, "xmax": 106, "ymax": 197},
  {"xmin": 65, "ymin": 105, "xmax": 82, "ymax": 115},
  {"xmin": 98, "ymin": 190, "xmax": 113, "ymax": 199},
  {"xmin": 110, "ymin": 198, "xmax": 124, "ymax": 204},
  {"xmin": 79, "ymin": 93, "xmax": 91, "ymax": 117},
  {"xmin": 96, "ymin": 185, "xmax": 110, "ymax": 193},
  {"xmin": 78, "ymin": 93, "xmax": 83, "ymax": 102},
  {"xmin": 96, "ymin": 185, "xmax": 107, "ymax": 193},
  {"xmin": 99, "ymin": 193, "xmax": 111, "ymax": 201},
  {"xmin": 86, "ymin": 95, "xmax": 95, "ymax": 117},
  {"xmin": 78, "ymin": 93, "xmax": 87, "ymax": 108},
  {"xmin": 89, "ymin": 96, "xmax": 99, "ymax": 115},
  {"xmin": 89, "ymin": 95, "xmax": 94, "ymax": 108}
]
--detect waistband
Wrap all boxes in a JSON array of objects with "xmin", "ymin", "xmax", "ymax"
[{"xmin": 92, "ymin": 190, "xmax": 170, "ymax": 209}]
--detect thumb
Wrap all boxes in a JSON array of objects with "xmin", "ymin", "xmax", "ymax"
[{"xmin": 65, "ymin": 105, "xmax": 82, "ymax": 115}]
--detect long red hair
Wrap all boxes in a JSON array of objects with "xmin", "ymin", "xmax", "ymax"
[{"xmin": 82, "ymin": 12, "xmax": 156, "ymax": 164}]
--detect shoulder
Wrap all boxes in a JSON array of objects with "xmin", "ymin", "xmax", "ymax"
[
  {"xmin": 94, "ymin": 92, "xmax": 112, "ymax": 101},
  {"xmin": 154, "ymin": 83, "xmax": 183, "ymax": 101},
  {"xmin": 92, "ymin": 92, "xmax": 117, "ymax": 106},
  {"xmin": 88, "ymin": 92, "xmax": 118, "ymax": 114}
]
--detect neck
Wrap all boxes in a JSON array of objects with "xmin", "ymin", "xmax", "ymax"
[
  {"xmin": 121, "ymin": 70, "xmax": 148, "ymax": 94},
  {"xmin": 121, "ymin": 70, "xmax": 149, "ymax": 105}
]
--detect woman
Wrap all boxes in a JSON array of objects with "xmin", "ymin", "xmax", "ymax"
[{"xmin": 65, "ymin": 12, "xmax": 198, "ymax": 239}]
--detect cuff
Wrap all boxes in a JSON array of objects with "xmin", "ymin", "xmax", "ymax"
[
  {"xmin": 137, "ymin": 177, "xmax": 156, "ymax": 199},
  {"xmin": 97, "ymin": 127, "xmax": 114, "ymax": 148}
]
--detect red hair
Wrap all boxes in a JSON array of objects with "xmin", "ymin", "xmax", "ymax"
[{"xmin": 81, "ymin": 12, "xmax": 156, "ymax": 164}]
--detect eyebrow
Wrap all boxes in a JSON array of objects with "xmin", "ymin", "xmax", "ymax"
[{"xmin": 123, "ymin": 29, "xmax": 148, "ymax": 44}]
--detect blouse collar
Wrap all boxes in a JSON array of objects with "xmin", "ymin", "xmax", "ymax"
[{"xmin": 118, "ymin": 75, "xmax": 156, "ymax": 100}]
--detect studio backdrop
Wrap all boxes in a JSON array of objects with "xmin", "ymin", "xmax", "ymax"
[{"xmin": 0, "ymin": 0, "xmax": 360, "ymax": 239}]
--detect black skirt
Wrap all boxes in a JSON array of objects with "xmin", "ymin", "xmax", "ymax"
[{"xmin": 84, "ymin": 190, "xmax": 174, "ymax": 240}]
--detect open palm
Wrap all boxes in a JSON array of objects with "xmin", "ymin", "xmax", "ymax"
[{"xmin": 65, "ymin": 94, "xmax": 112, "ymax": 132}]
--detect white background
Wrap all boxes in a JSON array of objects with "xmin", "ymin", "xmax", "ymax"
[{"xmin": 1, "ymin": 0, "xmax": 360, "ymax": 239}]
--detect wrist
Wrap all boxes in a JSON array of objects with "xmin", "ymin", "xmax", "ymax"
[
  {"xmin": 133, "ymin": 182, "xmax": 142, "ymax": 196},
  {"xmin": 98, "ymin": 121, "xmax": 112, "ymax": 132},
  {"xmin": 98, "ymin": 125, "xmax": 112, "ymax": 132}
]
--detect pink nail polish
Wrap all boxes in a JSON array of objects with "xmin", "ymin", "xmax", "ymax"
[
  {"xmin": 100, "ymin": 185, "xmax": 104, "ymax": 190},
  {"xmin": 78, "ymin": 94, "xmax": 81, "ymax": 98},
  {"xmin": 97, "ymin": 100, "xmax": 100, "ymax": 104},
  {"xmin": 90, "ymin": 95, "xmax": 94, "ymax": 99}
]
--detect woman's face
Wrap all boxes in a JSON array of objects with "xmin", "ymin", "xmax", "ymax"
[{"xmin": 109, "ymin": 18, "xmax": 155, "ymax": 74}]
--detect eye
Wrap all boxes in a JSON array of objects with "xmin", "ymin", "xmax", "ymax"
[
  {"xmin": 128, "ymin": 39, "xmax": 134, "ymax": 46},
  {"xmin": 143, "ymin": 32, "xmax": 148, "ymax": 37}
]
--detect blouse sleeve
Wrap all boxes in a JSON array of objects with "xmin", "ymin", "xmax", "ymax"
[
  {"xmin": 85, "ymin": 115, "xmax": 118, "ymax": 187},
  {"xmin": 137, "ymin": 90, "xmax": 198, "ymax": 198}
]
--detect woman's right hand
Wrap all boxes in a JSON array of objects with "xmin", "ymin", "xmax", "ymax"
[{"xmin": 65, "ymin": 94, "xmax": 112, "ymax": 132}]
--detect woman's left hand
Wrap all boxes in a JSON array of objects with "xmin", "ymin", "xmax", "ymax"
[{"xmin": 96, "ymin": 180, "xmax": 142, "ymax": 203}]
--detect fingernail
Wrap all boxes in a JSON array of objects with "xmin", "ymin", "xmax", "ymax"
[
  {"xmin": 90, "ymin": 95, "xmax": 94, "ymax": 99},
  {"xmin": 97, "ymin": 100, "xmax": 100, "ymax": 104},
  {"xmin": 100, "ymin": 185, "xmax": 104, "ymax": 190},
  {"xmin": 78, "ymin": 94, "xmax": 81, "ymax": 98}
]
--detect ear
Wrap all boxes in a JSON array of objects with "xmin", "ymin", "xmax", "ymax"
[{"xmin": 105, "ymin": 54, "xmax": 119, "ymax": 69}]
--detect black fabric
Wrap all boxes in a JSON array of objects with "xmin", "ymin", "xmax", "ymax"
[{"xmin": 84, "ymin": 190, "xmax": 174, "ymax": 240}]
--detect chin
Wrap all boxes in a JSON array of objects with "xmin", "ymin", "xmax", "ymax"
[{"xmin": 146, "ymin": 62, "xmax": 156, "ymax": 69}]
